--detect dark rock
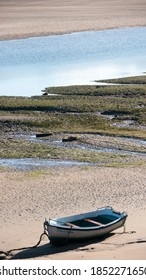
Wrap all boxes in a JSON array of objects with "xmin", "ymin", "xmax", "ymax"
[
  {"xmin": 36, "ymin": 133, "xmax": 53, "ymax": 138},
  {"xmin": 62, "ymin": 136, "xmax": 78, "ymax": 142}
]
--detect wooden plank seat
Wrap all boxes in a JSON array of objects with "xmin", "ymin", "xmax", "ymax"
[
  {"xmin": 65, "ymin": 222, "xmax": 80, "ymax": 228},
  {"xmin": 84, "ymin": 218, "xmax": 104, "ymax": 226}
]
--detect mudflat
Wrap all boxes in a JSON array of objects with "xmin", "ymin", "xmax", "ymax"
[
  {"xmin": 0, "ymin": 0, "xmax": 146, "ymax": 260},
  {"xmin": 0, "ymin": 0, "xmax": 146, "ymax": 40}
]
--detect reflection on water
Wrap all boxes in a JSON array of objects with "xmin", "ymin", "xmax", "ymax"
[{"xmin": 0, "ymin": 27, "xmax": 146, "ymax": 96}]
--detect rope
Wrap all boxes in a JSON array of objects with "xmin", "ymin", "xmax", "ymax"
[{"xmin": 0, "ymin": 231, "xmax": 48, "ymax": 259}]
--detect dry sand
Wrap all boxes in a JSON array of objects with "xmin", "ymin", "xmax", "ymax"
[
  {"xmin": 0, "ymin": 0, "xmax": 146, "ymax": 260},
  {"xmin": 0, "ymin": 0, "xmax": 146, "ymax": 40},
  {"xmin": 0, "ymin": 166, "xmax": 146, "ymax": 259}
]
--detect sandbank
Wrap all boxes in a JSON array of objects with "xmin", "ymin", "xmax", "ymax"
[
  {"xmin": 0, "ymin": 0, "xmax": 146, "ymax": 260},
  {"xmin": 0, "ymin": 0, "xmax": 146, "ymax": 40}
]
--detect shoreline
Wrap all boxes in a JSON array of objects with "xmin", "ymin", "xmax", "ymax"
[
  {"xmin": 0, "ymin": 24, "xmax": 146, "ymax": 42},
  {"xmin": 0, "ymin": 0, "xmax": 146, "ymax": 41},
  {"xmin": 0, "ymin": 0, "xmax": 146, "ymax": 260}
]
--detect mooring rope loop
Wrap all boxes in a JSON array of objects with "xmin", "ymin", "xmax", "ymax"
[{"xmin": 0, "ymin": 231, "xmax": 49, "ymax": 259}]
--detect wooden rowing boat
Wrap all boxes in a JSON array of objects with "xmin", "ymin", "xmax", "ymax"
[{"xmin": 44, "ymin": 206, "xmax": 127, "ymax": 245}]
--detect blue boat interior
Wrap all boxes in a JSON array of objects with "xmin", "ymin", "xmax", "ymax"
[{"xmin": 65, "ymin": 215, "xmax": 117, "ymax": 228}]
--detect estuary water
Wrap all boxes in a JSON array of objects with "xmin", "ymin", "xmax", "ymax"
[
  {"xmin": 0, "ymin": 27, "xmax": 146, "ymax": 97},
  {"xmin": 0, "ymin": 158, "xmax": 91, "ymax": 171}
]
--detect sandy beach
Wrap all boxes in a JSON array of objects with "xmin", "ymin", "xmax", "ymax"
[
  {"xmin": 0, "ymin": 165, "xmax": 146, "ymax": 259},
  {"xmin": 0, "ymin": 0, "xmax": 146, "ymax": 260},
  {"xmin": 0, "ymin": 0, "xmax": 146, "ymax": 40}
]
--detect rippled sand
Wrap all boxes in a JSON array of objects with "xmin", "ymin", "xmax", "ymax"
[
  {"xmin": 0, "ymin": 166, "xmax": 146, "ymax": 259},
  {"xmin": 0, "ymin": 0, "xmax": 146, "ymax": 260}
]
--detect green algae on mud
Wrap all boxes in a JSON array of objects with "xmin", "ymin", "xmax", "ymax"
[{"xmin": 0, "ymin": 75, "xmax": 146, "ymax": 166}]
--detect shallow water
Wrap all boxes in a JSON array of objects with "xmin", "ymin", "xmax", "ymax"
[
  {"xmin": 0, "ymin": 158, "xmax": 91, "ymax": 171},
  {"xmin": 1, "ymin": 133, "xmax": 146, "ymax": 170},
  {"xmin": 17, "ymin": 134, "xmax": 146, "ymax": 156},
  {"xmin": 0, "ymin": 27, "xmax": 146, "ymax": 96}
]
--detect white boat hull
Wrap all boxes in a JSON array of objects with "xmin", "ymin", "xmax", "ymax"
[{"xmin": 44, "ymin": 207, "xmax": 127, "ymax": 245}]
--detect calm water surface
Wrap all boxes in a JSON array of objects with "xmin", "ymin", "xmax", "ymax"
[
  {"xmin": 0, "ymin": 158, "xmax": 91, "ymax": 170},
  {"xmin": 0, "ymin": 27, "xmax": 146, "ymax": 96}
]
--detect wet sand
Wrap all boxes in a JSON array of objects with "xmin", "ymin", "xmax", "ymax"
[
  {"xmin": 0, "ymin": 0, "xmax": 146, "ymax": 260},
  {"xmin": 0, "ymin": 166, "xmax": 146, "ymax": 259},
  {"xmin": 0, "ymin": 0, "xmax": 146, "ymax": 40}
]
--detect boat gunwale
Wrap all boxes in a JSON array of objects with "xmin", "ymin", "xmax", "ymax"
[
  {"xmin": 49, "ymin": 206, "xmax": 127, "ymax": 223},
  {"xmin": 47, "ymin": 215, "xmax": 127, "ymax": 232}
]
